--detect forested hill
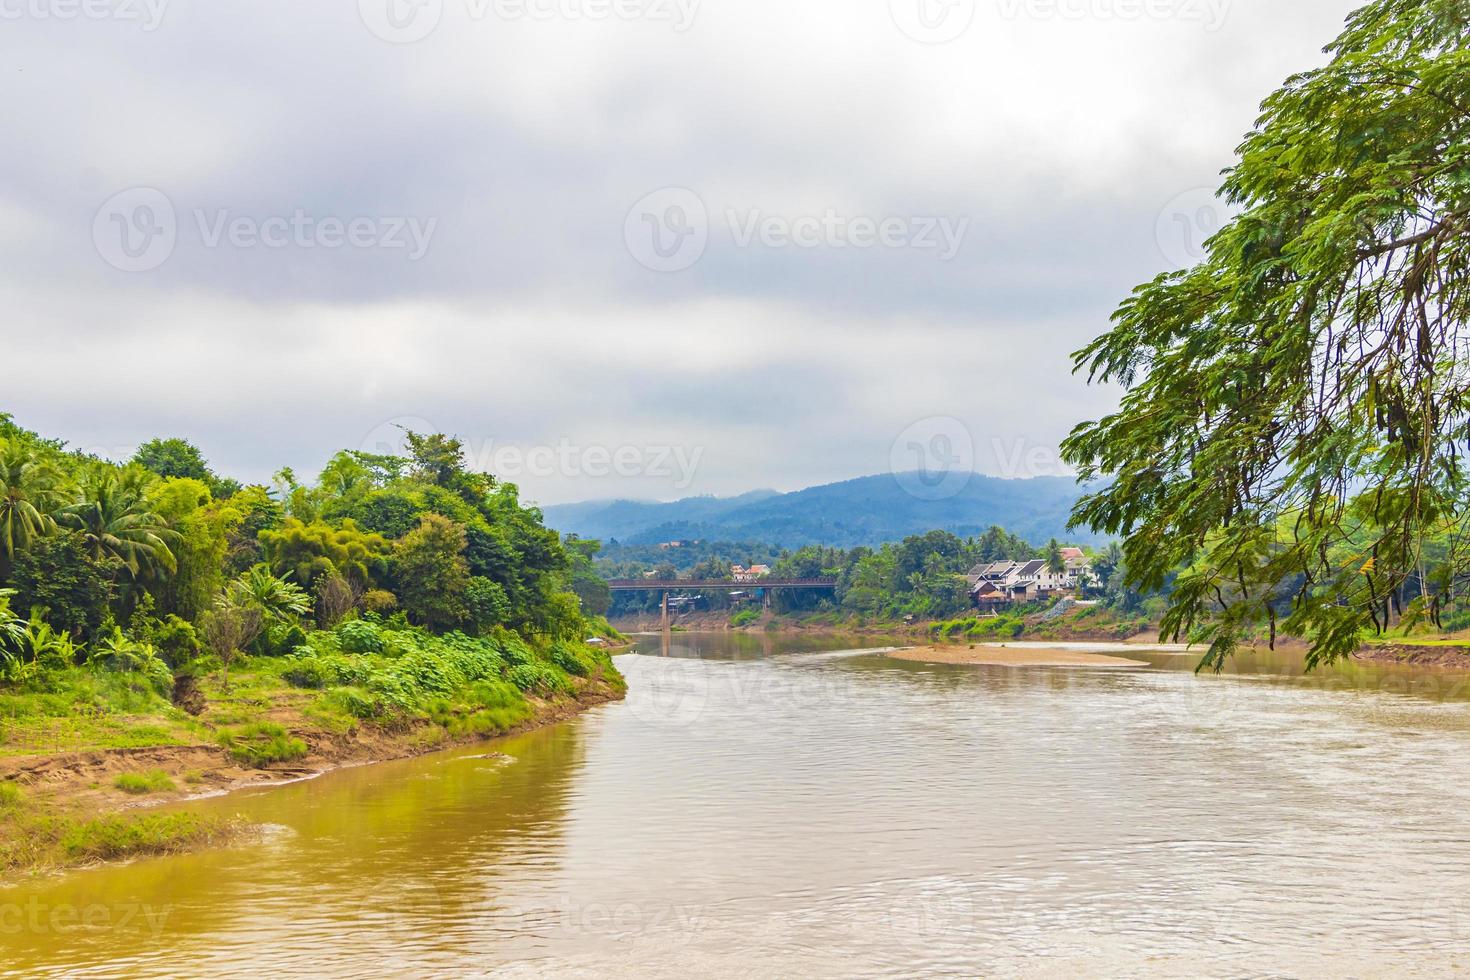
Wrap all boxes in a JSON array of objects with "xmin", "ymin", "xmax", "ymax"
[{"xmin": 542, "ymin": 473, "xmax": 1103, "ymax": 549}]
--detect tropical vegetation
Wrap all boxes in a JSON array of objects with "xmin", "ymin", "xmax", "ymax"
[
  {"xmin": 1062, "ymin": 0, "xmax": 1470, "ymax": 668},
  {"xmin": 604, "ymin": 527, "xmax": 1150, "ymax": 624},
  {"xmin": 0, "ymin": 412, "xmax": 624, "ymax": 871}
]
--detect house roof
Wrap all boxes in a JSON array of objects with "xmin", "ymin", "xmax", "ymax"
[
  {"xmin": 1013, "ymin": 559, "xmax": 1046, "ymax": 578},
  {"xmin": 1059, "ymin": 547, "xmax": 1086, "ymax": 561}
]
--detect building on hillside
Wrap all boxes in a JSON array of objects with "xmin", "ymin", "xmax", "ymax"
[
  {"xmin": 967, "ymin": 561, "xmax": 1019, "ymax": 589},
  {"xmin": 972, "ymin": 581, "xmax": 1009, "ymax": 608},
  {"xmin": 969, "ymin": 553, "xmax": 1094, "ymax": 605},
  {"xmin": 1065, "ymin": 555, "xmax": 1096, "ymax": 590},
  {"xmin": 731, "ymin": 564, "xmax": 772, "ymax": 583},
  {"xmin": 1003, "ymin": 559, "xmax": 1048, "ymax": 599}
]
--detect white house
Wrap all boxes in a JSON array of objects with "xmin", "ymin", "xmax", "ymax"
[{"xmin": 968, "ymin": 552, "xmax": 1093, "ymax": 604}]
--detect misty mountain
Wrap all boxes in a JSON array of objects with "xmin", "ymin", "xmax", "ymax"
[{"xmin": 540, "ymin": 473, "xmax": 1104, "ymax": 550}]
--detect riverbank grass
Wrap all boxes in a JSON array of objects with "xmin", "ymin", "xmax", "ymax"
[
  {"xmin": 0, "ymin": 782, "xmax": 242, "ymax": 872},
  {"xmin": 0, "ymin": 621, "xmax": 626, "ymax": 876},
  {"xmin": 113, "ymin": 770, "xmax": 176, "ymax": 795}
]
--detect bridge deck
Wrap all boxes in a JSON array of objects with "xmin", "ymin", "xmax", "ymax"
[{"xmin": 607, "ymin": 578, "xmax": 837, "ymax": 591}]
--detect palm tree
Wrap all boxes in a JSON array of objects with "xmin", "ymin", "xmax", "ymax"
[
  {"xmin": 0, "ymin": 440, "xmax": 65, "ymax": 573},
  {"xmin": 226, "ymin": 564, "xmax": 313, "ymax": 621},
  {"xmin": 1045, "ymin": 538, "xmax": 1066, "ymax": 576},
  {"xmin": 0, "ymin": 589, "xmax": 24, "ymax": 651},
  {"xmin": 59, "ymin": 466, "xmax": 178, "ymax": 580},
  {"xmin": 318, "ymin": 452, "xmax": 372, "ymax": 501}
]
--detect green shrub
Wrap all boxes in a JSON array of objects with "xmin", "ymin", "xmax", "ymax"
[
  {"xmin": 395, "ymin": 651, "xmax": 463, "ymax": 697},
  {"xmin": 730, "ymin": 608, "xmax": 761, "ymax": 628},
  {"xmin": 365, "ymin": 670, "xmax": 418, "ymax": 713},
  {"xmin": 0, "ymin": 782, "xmax": 22, "ymax": 811},
  {"xmin": 468, "ymin": 679, "xmax": 525, "ymax": 710},
  {"xmin": 380, "ymin": 627, "xmax": 427, "ymax": 659},
  {"xmin": 549, "ymin": 642, "xmax": 590, "ymax": 677},
  {"xmin": 147, "ymin": 615, "xmax": 203, "ymax": 667},
  {"xmin": 496, "ymin": 633, "xmax": 535, "ymax": 667},
  {"xmin": 456, "ymin": 681, "xmax": 532, "ymax": 735},
  {"xmin": 336, "ymin": 619, "xmax": 384, "ymax": 654},
  {"xmin": 291, "ymin": 631, "xmax": 342, "ymax": 659},
  {"xmin": 507, "ymin": 663, "xmax": 571, "ymax": 697},
  {"xmin": 84, "ymin": 629, "xmax": 173, "ymax": 696},
  {"xmin": 281, "ymin": 658, "xmax": 333, "ymax": 689},
  {"xmin": 327, "ymin": 686, "xmax": 384, "ymax": 720},
  {"xmin": 217, "ymin": 722, "xmax": 309, "ymax": 767},
  {"xmin": 113, "ymin": 770, "xmax": 175, "ymax": 795},
  {"xmin": 261, "ymin": 621, "xmax": 309, "ymax": 658}
]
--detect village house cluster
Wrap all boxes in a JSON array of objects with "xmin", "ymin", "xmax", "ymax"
[{"xmin": 966, "ymin": 548, "xmax": 1093, "ymax": 606}]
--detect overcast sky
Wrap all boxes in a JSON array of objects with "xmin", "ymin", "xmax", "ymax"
[{"xmin": 3, "ymin": 0, "xmax": 1357, "ymax": 505}]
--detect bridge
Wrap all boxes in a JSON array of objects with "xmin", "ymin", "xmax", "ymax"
[
  {"xmin": 607, "ymin": 578, "xmax": 838, "ymax": 592},
  {"xmin": 607, "ymin": 578, "xmax": 838, "ymax": 629}
]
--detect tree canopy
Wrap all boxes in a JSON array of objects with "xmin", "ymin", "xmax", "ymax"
[
  {"xmin": 0, "ymin": 419, "xmax": 606, "ymax": 653},
  {"xmin": 1062, "ymin": 0, "xmax": 1470, "ymax": 668}
]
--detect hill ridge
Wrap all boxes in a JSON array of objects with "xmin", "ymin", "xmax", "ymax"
[{"xmin": 541, "ymin": 472, "xmax": 1101, "ymax": 549}]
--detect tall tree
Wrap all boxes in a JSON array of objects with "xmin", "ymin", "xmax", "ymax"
[
  {"xmin": 59, "ymin": 467, "xmax": 178, "ymax": 581},
  {"xmin": 132, "ymin": 437, "xmax": 238, "ymax": 499},
  {"xmin": 1045, "ymin": 539, "xmax": 1065, "ymax": 576},
  {"xmin": 1062, "ymin": 0, "xmax": 1470, "ymax": 668},
  {"xmin": 7, "ymin": 533, "xmax": 119, "ymax": 639},
  {"xmin": 392, "ymin": 513, "xmax": 471, "ymax": 630},
  {"xmin": 132, "ymin": 438, "xmax": 212, "ymax": 483},
  {"xmin": 0, "ymin": 440, "xmax": 64, "ymax": 576},
  {"xmin": 258, "ymin": 517, "xmax": 387, "ymax": 590}
]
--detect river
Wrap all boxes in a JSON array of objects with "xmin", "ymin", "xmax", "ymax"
[{"xmin": 7, "ymin": 632, "xmax": 1470, "ymax": 977}]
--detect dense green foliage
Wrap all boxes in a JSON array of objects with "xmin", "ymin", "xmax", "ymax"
[
  {"xmin": 606, "ymin": 526, "xmax": 1131, "ymax": 622},
  {"xmin": 1062, "ymin": 0, "xmax": 1470, "ymax": 668},
  {"xmin": 0, "ymin": 414, "xmax": 616, "ymax": 696}
]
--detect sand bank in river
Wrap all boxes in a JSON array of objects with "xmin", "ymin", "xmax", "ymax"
[{"xmin": 888, "ymin": 644, "xmax": 1151, "ymax": 668}]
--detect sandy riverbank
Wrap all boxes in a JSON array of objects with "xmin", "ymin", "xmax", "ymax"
[{"xmin": 888, "ymin": 644, "xmax": 1152, "ymax": 668}]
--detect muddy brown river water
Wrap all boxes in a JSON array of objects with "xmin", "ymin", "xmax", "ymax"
[{"xmin": 6, "ymin": 632, "xmax": 1470, "ymax": 977}]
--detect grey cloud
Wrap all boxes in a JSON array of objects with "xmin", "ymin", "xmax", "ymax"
[{"xmin": 0, "ymin": 0, "xmax": 1359, "ymax": 502}]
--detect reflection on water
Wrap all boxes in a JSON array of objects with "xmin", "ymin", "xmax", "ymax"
[{"xmin": 7, "ymin": 633, "xmax": 1470, "ymax": 977}]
